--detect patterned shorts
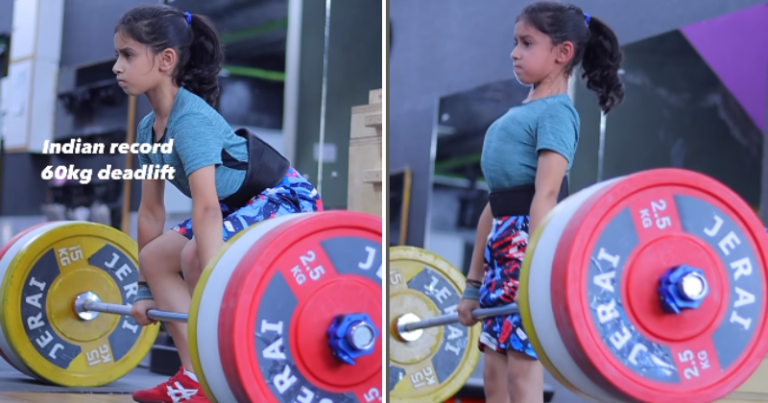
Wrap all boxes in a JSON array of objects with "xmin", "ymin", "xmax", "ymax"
[
  {"xmin": 477, "ymin": 215, "xmax": 538, "ymax": 360},
  {"xmin": 172, "ymin": 167, "xmax": 323, "ymax": 242}
]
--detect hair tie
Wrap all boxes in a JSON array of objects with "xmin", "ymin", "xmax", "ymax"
[
  {"xmin": 584, "ymin": 12, "xmax": 591, "ymax": 25},
  {"xmin": 184, "ymin": 11, "xmax": 192, "ymax": 25}
]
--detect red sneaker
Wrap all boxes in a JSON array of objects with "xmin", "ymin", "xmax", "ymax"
[
  {"xmin": 186, "ymin": 394, "xmax": 213, "ymax": 403},
  {"xmin": 132, "ymin": 367, "xmax": 209, "ymax": 403}
]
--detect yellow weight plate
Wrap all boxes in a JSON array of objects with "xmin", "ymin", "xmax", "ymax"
[
  {"xmin": 49, "ymin": 267, "xmax": 122, "ymax": 342},
  {"xmin": 0, "ymin": 221, "xmax": 160, "ymax": 387},
  {"xmin": 389, "ymin": 246, "xmax": 481, "ymax": 403}
]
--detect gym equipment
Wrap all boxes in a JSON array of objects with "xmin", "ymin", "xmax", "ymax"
[
  {"xmin": 191, "ymin": 211, "xmax": 381, "ymax": 403},
  {"xmin": 0, "ymin": 210, "xmax": 382, "ymax": 403},
  {"xmin": 0, "ymin": 221, "xmax": 158, "ymax": 386},
  {"xmin": 389, "ymin": 168, "xmax": 768, "ymax": 403},
  {"xmin": 389, "ymin": 246, "xmax": 481, "ymax": 403}
]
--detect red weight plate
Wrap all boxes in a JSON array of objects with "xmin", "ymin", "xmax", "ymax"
[
  {"xmin": 551, "ymin": 168, "xmax": 768, "ymax": 403},
  {"xmin": 219, "ymin": 211, "xmax": 382, "ymax": 403},
  {"xmin": 0, "ymin": 222, "xmax": 55, "ymax": 369},
  {"xmin": 0, "ymin": 222, "xmax": 53, "ymax": 260}
]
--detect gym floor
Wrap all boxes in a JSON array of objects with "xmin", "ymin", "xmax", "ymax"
[
  {"xmin": 0, "ymin": 350, "xmax": 591, "ymax": 403},
  {"xmin": 0, "ymin": 393, "xmax": 132, "ymax": 402},
  {"xmin": 0, "ymin": 354, "xmax": 166, "ymax": 403}
]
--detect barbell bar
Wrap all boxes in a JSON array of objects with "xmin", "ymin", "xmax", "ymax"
[
  {"xmin": 396, "ymin": 262, "xmax": 712, "ymax": 336},
  {"xmin": 74, "ymin": 291, "xmax": 189, "ymax": 323},
  {"xmin": 74, "ymin": 290, "xmax": 379, "ymax": 352},
  {"xmin": 395, "ymin": 304, "xmax": 519, "ymax": 335}
]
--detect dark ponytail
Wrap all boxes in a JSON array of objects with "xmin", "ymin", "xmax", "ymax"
[
  {"xmin": 581, "ymin": 16, "xmax": 624, "ymax": 113},
  {"xmin": 179, "ymin": 13, "xmax": 224, "ymax": 106},
  {"xmin": 115, "ymin": 4, "xmax": 225, "ymax": 106},
  {"xmin": 517, "ymin": 1, "xmax": 625, "ymax": 113}
]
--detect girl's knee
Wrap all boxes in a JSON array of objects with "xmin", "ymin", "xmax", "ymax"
[
  {"xmin": 508, "ymin": 374, "xmax": 532, "ymax": 393},
  {"xmin": 139, "ymin": 232, "xmax": 188, "ymax": 280},
  {"xmin": 138, "ymin": 243, "xmax": 166, "ymax": 279},
  {"xmin": 180, "ymin": 241, "xmax": 199, "ymax": 275}
]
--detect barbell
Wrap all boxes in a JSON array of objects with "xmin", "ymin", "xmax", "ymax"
[
  {"xmin": 388, "ymin": 168, "xmax": 768, "ymax": 403},
  {"xmin": 0, "ymin": 210, "xmax": 382, "ymax": 403}
]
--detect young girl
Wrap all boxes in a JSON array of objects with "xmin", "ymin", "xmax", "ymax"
[
  {"xmin": 456, "ymin": 2, "xmax": 624, "ymax": 403},
  {"xmin": 112, "ymin": 5, "xmax": 322, "ymax": 403}
]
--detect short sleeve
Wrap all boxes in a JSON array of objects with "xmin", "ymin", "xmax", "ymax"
[
  {"xmin": 171, "ymin": 113, "xmax": 223, "ymax": 175},
  {"xmin": 136, "ymin": 114, "xmax": 153, "ymax": 168},
  {"xmin": 138, "ymin": 151, "xmax": 152, "ymax": 167},
  {"xmin": 535, "ymin": 103, "xmax": 579, "ymax": 165}
]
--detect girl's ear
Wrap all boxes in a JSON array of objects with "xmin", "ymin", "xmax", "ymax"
[
  {"xmin": 556, "ymin": 41, "xmax": 575, "ymax": 65},
  {"xmin": 159, "ymin": 48, "xmax": 178, "ymax": 74}
]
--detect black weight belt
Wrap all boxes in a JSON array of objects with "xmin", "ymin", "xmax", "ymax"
[
  {"xmin": 489, "ymin": 176, "xmax": 569, "ymax": 218},
  {"xmin": 220, "ymin": 128, "xmax": 290, "ymax": 210}
]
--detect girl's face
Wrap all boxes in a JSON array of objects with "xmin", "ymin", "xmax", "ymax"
[
  {"xmin": 510, "ymin": 21, "xmax": 566, "ymax": 85},
  {"xmin": 112, "ymin": 33, "xmax": 168, "ymax": 96}
]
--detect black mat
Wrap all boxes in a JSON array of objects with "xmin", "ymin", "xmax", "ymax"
[{"xmin": 0, "ymin": 357, "xmax": 169, "ymax": 394}]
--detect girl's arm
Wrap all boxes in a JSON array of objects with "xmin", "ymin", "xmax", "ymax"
[
  {"xmin": 188, "ymin": 165, "xmax": 224, "ymax": 269},
  {"xmin": 530, "ymin": 150, "xmax": 569, "ymax": 235},
  {"xmin": 137, "ymin": 178, "xmax": 167, "ymax": 281},
  {"xmin": 467, "ymin": 202, "xmax": 493, "ymax": 283}
]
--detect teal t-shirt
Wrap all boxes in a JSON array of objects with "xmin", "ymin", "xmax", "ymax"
[
  {"xmin": 480, "ymin": 94, "xmax": 580, "ymax": 191},
  {"xmin": 136, "ymin": 86, "xmax": 248, "ymax": 199}
]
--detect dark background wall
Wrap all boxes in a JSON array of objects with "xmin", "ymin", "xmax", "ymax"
[
  {"xmin": 0, "ymin": 0, "xmax": 153, "ymax": 217},
  {"xmin": 293, "ymin": 0, "xmax": 382, "ymax": 209},
  {"xmin": 0, "ymin": 0, "xmax": 381, "ymax": 219},
  {"xmin": 570, "ymin": 30, "xmax": 763, "ymax": 207},
  {"xmin": 0, "ymin": 0, "xmax": 12, "ymax": 33},
  {"xmin": 0, "ymin": 0, "xmax": 381, "ymax": 218},
  {"xmin": 60, "ymin": 0, "xmax": 157, "ymax": 69},
  {"xmin": 389, "ymin": 0, "xmax": 768, "ymax": 248}
]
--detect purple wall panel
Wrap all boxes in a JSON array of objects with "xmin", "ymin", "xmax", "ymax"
[{"xmin": 681, "ymin": 3, "xmax": 768, "ymax": 131}]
